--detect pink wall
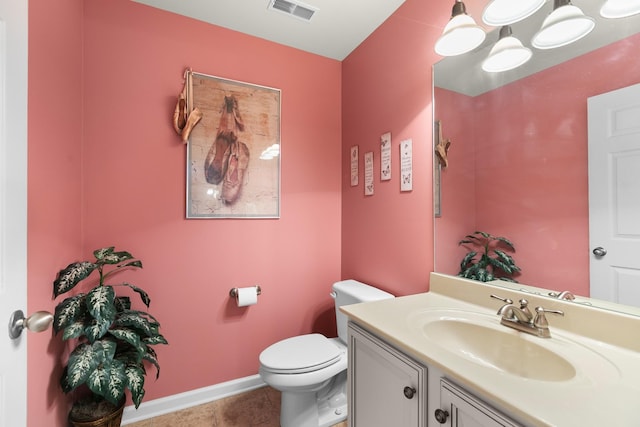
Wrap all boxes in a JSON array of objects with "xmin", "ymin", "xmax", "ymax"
[
  {"xmin": 433, "ymin": 88, "xmax": 477, "ymax": 276},
  {"xmin": 26, "ymin": 0, "xmax": 527, "ymax": 424},
  {"xmin": 28, "ymin": 0, "xmax": 341, "ymax": 425},
  {"xmin": 32, "ymin": 0, "xmax": 632, "ymax": 423},
  {"xmin": 476, "ymin": 33, "xmax": 640, "ymax": 294},
  {"xmin": 340, "ymin": 0, "xmax": 453, "ymax": 295},
  {"xmin": 434, "ymin": 32, "xmax": 640, "ymax": 294},
  {"xmin": 28, "ymin": 0, "xmax": 84, "ymax": 425}
]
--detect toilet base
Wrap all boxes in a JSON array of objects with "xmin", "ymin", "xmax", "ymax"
[{"xmin": 280, "ymin": 371, "xmax": 347, "ymax": 427}]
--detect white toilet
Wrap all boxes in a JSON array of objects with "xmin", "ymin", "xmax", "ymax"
[{"xmin": 259, "ymin": 280, "xmax": 394, "ymax": 427}]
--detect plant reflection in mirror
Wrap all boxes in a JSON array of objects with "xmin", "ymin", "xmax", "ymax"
[{"xmin": 458, "ymin": 231, "xmax": 521, "ymax": 282}]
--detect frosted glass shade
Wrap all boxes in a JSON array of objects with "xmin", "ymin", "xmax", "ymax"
[
  {"xmin": 532, "ymin": 2, "xmax": 595, "ymax": 49},
  {"xmin": 482, "ymin": 0, "xmax": 547, "ymax": 25},
  {"xmin": 482, "ymin": 28, "xmax": 532, "ymax": 72},
  {"xmin": 600, "ymin": 0, "xmax": 640, "ymax": 18},
  {"xmin": 435, "ymin": 13, "xmax": 486, "ymax": 56}
]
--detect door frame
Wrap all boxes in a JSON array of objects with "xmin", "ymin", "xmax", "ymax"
[{"xmin": 0, "ymin": 0, "xmax": 29, "ymax": 426}]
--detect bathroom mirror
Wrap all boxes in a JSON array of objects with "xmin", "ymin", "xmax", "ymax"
[{"xmin": 433, "ymin": 0, "xmax": 640, "ymax": 316}]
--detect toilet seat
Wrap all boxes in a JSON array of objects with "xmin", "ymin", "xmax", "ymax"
[{"xmin": 259, "ymin": 334, "xmax": 342, "ymax": 374}]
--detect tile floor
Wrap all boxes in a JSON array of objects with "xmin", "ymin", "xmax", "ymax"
[{"xmin": 125, "ymin": 386, "xmax": 348, "ymax": 427}]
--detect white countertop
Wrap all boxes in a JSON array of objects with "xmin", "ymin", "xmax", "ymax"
[{"xmin": 341, "ymin": 273, "xmax": 640, "ymax": 426}]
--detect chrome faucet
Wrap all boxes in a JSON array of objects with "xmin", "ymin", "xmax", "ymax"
[
  {"xmin": 490, "ymin": 294, "xmax": 564, "ymax": 338},
  {"xmin": 548, "ymin": 290, "xmax": 575, "ymax": 301},
  {"xmin": 495, "ymin": 297, "xmax": 533, "ymax": 323}
]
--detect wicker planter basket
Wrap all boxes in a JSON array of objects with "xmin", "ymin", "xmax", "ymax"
[{"xmin": 69, "ymin": 400, "xmax": 125, "ymax": 427}]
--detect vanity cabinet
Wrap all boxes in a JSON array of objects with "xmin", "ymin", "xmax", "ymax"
[
  {"xmin": 438, "ymin": 379, "xmax": 523, "ymax": 427},
  {"xmin": 343, "ymin": 274, "xmax": 640, "ymax": 426},
  {"xmin": 348, "ymin": 321, "xmax": 524, "ymax": 427},
  {"xmin": 348, "ymin": 322, "xmax": 427, "ymax": 427}
]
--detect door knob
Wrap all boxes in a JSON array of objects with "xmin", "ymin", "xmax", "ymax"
[
  {"xmin": 592, "ymin": 247, "xmax": 607, "ymax": 257},
  {"xmin": 8, "ymin": 310, "xmax": 53, "ymax": 339}
]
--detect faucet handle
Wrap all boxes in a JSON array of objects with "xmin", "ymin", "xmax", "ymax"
[
  {"xmin": 490, "ymin": 294, "xmax": 513, "ymax": 305},
  {"xmin": 534, "ymin": 306, "xmax": 564, "ymax": 329}
]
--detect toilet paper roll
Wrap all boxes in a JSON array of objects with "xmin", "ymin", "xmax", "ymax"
[{"xmin": 235, "ymin": 286, "xmax": 259, "ymax": 307}]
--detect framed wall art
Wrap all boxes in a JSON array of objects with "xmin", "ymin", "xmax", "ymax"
[{"xmin": 186, "ymin": 72, "xmax": 281, "ymax": 218}]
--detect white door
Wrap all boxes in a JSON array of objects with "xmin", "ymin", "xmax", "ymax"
[
  {"xmin": 0, "ymin": 0, "xmax": 28, "ymax": 426},
  {"xmin": 588, "ymin": 83, "xmax": 640, "ymax": 307}
]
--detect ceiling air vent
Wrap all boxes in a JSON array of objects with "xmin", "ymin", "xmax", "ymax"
[{"xmin": 268, "ymin": 0, "xmax": 317, "ymax": 21}]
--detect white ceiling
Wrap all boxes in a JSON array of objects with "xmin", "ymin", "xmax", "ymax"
[
  {"xmin": 132, "ymin": 0, "xmax": 407, "ymax": 60},
  {"xmin": 132, "ymin": 0, "xmax": 640, "ymax": 93}
]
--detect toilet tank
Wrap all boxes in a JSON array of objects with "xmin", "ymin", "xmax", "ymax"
[{"xmin": 332, "ymin": 279, "xmax": 394, "ymax": 343}]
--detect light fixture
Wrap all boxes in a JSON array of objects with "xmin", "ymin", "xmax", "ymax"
[
  {"xmin": 482, "ymin": 26, "xmax": 532, "ymax": 72},
  {"xmin": 600, "ymin": 0, "xmax": 640, "ymax": 18},
  {"xmin": 482, "ymin": 0, "xmax": 547, "ymax": 26},
  {"xmin": 532, "ymin": 0, "xmax": 595, "ymax": 50},
  {"xmin": 435, "ymin": 0, "xmax": 486, "ymax": 56}
]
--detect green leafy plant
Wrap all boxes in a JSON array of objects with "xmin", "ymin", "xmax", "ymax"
[
  {"xmin": 53, "ymin": 247, "xmax": 167, "ymax": 415},
  {"xmin": 458, "ymin": 231, "xmax": 521, "ymax": 282}
]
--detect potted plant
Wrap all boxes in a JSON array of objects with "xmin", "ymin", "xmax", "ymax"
[
  {"xmin": 457, "ymin": 231, "xmax": 521, "ymax": 282},
  {"xmin": 52, "ymin": 247, "xmax": 167, "ymax": 427}
]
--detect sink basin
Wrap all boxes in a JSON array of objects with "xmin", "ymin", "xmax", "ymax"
[
  {"xmin": 423, "ymin": 319, "xmax": 576, "ymax": 381},
  {"xmin": 407, "ymin": 308, "xmax": 620, "ymax": 383}
]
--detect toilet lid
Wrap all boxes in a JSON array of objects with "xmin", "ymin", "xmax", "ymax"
[{"xmin": 260, "ymin": 334, "xmax": 342, "ymax": 374}]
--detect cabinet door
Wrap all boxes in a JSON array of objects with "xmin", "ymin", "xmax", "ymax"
[
  {"xmin": 348, "ymin": 322, "xmax": 427, "ymax": 427},
  {"xmin": 439, "ymin": 379, "xmax": 523, "ymax": 427}
]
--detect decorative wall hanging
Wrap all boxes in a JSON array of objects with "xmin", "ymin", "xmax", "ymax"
[
  {"xmin": 173, "ymin": 69, "xmax": 202, "ymax": 143},
  {"xmin": 434, "ymin": 120, "xmax": 450, "ymax": 217},
  {"xmin": 350, "ymin": 145, "xmax": 359, "ymax": 186},
  {"xmin": 434, "ymin": 158, "xmax": 442, "ymax": 218},
  {"xmin": 435, "ymin": 120, "xmax": 452, "ymax": 168},
  {"xmin": 380, "ymin": 132, "xmax": 391, "ymax": 181},
  {"xmin": 364, "ymin": 151, "xmax": 374, "ymax": 196},
  {"xmin": 400, "ymin": 139, "xmax": 413, "ymax": 192},
  {"xmin": 184, "ymin": 71, "xmax": 281, "ymax": 219}
]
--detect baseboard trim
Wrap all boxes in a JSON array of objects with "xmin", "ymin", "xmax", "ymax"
[{"xmin": 121, "ymin": 375, "xmax": 266, "ymax": 425}]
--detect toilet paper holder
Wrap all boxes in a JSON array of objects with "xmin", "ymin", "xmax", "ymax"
[{"xmin": 229, "ymin": 286, "xmax": 262, "ymax": 298}]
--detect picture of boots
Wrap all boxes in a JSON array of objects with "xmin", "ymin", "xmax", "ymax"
[
  {"xmin": 185, "ymin": 72, "xmax": 280, "ymax": 218},
  {"xmin": 204, "ymin": 96, "xmax": 245, "ymax": 185},
  {"xmin": 204, "ymin": 135, "xmax": 232, "ymax": 185},
  {"xmin": 222, "ymin": 140, "xmax": 250, "ymax": 205}
]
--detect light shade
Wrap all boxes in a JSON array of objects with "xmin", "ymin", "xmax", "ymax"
[
  {"xmin": 600, "ymin": 0, "xmax": 640, "ymax": 18},
  {"xmin": 482, "ymin": 26, "xmax": 532, "ymax": 72},
  {"xmin": 482, "ymin": 0, "xmax": 547, "ymax": 26},
  {"xmin": 435, "ymin": 0, "xmax": 486, "ymax": 56},
  {"xmin": 532, "ymin": 0, "xmax": 595, "ymax": 49}
]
